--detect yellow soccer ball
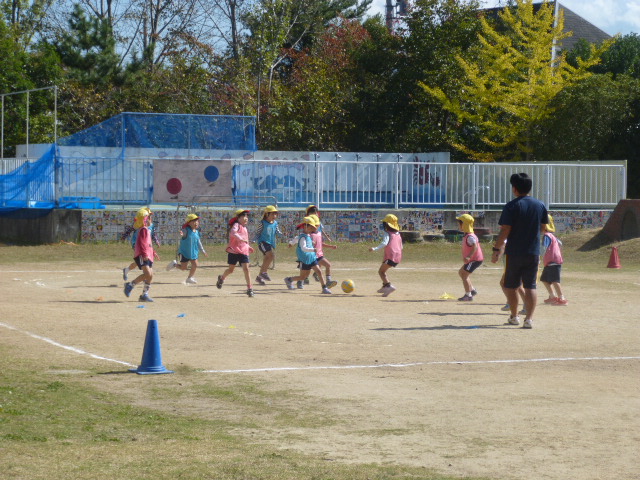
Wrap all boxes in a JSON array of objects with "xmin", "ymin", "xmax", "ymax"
[{"xmin": 341, "ymin": 279, "xmax": 355, "ymax": 293}]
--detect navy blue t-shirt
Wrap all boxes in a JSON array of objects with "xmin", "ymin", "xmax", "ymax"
[{"xmin": 499, "ymin": 195, "xmax": 549, "ymax": 256}]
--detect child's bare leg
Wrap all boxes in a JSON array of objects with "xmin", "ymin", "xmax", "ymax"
[
  {"xmin": 319, "ymin": 257, "xmax": 331, "ymax": 278},
  {"xmin": 260, "ymin": 251, "xmax": 274, "ymax": 274},
  {"xmin": 241, "ymin": 263, "xmax": 252, "ymax": 288},
  {"xmin": 311, "ymin": 265, "xmax": 326, "ymax": 285},
  {"xmin": 128, "ymin": 261, "xmax": 136, "ymax": 271},
  {"xmin": 542, "ymin": 281, "xmax": 554, "ymax": 298},
  {"xmin": 188, "ymin": 259, "xmax": 198, "ymax": 278},
  {"xmin": 178, "ymin": 262, "xmax": 188, "ymax": 271},
  {"xmin": 459, "ymin": 267, "xmax": 472, "ymax": 293},
  {"xmin": 378, "ymin": 263, "xmax": 391, "ymax": 284},
  {"xmin": 552, "ymin": 282, "xmax": 564, "ymax": 299},
  {"xmin": 221, "ymin": 264, "xmax": 235, "ymax": 280},
  {"xmin": 291, "ymin": 269, "xmax": 311, "ymax": 282}
]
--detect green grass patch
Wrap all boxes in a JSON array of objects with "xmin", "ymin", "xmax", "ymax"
[{"xmin": 0, "ymin": 348, "xmax": 485, "ymax": 480}]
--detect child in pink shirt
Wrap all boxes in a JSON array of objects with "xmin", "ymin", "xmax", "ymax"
[
  {"xmin": 456, "ymin": 214, "xmax": 484, "ymax": 301},
  {"xmin": 123, "ymin": 208, "xmax": 158, "ymax": 302},
  {"xmin": 369, "ymin": 214, "xmax": 402, "ymax": 297},
  {"xmin": 216, "ymin": 209, "xmax": 255, "ymax": 297}
]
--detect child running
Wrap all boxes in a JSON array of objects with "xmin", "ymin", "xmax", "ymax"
[
  {"xmin": 305, "ymin": 205, "xmax": 334, "ymax": 284},
  {"xmin": 123, "ymin": 208, "xmax": 158, "ymax": 302},
  {"xmin": 254, "ymin": 205, "xmax": 283, "ymax": 286},
  {"xmin": 121, "ymin": 208, "xmax": 160, "ymax": 281},
  {"xmin": 166, "ymin": 213, "xmax": 207, "ymax": 284},
  {"xmin": 456, "ymin": 214, "xmax": 484, "ymax": 301},
  {"xmin": 369, "ymin": 213, "xmax": 402, "ymax": 297},
  {"xmin": 308, "ymin": 214, "xmax": 338, "ymax": 289},
  {"xmin": 284, "ymin": 216, "xmax": 332, "ymax": 294},
  {"xmin": 540, "ymin": 214, "xmax": 568, "ymax": 305},
  {"xmin": 216, "ymin": 209, "xmax": 255, "ymax": 297}
]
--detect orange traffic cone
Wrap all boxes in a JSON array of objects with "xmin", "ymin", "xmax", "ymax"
[{"xmin": 607, "ymin": 246, "xmax": 621, "ymax": 269}]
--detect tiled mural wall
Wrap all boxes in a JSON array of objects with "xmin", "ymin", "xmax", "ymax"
[{"xmin": 81, "ymin": 208, "xmax": 611, "ymax": 244}]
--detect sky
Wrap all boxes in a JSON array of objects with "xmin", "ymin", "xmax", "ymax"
[{"xmin": 366, "ymin": 0, "xmax": 640, "ymax": 36}]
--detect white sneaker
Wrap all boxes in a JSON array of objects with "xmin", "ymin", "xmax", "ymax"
[
  {"xmin": 377, "ymin": 286, "xmax": 386, "ymax": 293},
  {"xmin": 185, "ymin": 277, "xmax": 197, "ymax": 284},
  {"xmin": 508, "ymin": 315, "xmax": 520, "ymax": 325},
  {"xmin": 501, "ymin": 304, "xmax": 511, "ymax": 312},
  {"xmin": 523, "ymin": 318, "xmax": 533, "ymax": 329},
  {"xmin": 382, "ymin": 285, "xmax": 396, "ymax": 297},
  {"xmin": 166, "ymin": 259, "xmax": 178, "ymax": 271}
]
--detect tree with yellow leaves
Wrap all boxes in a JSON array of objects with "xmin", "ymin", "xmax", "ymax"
[{"xmin": 420, "ymin": 0, "xmax": 610, "ymax": 162}]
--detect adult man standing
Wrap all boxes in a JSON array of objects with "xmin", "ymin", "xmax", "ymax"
[{"xmin": 491, "ymin": 173, "xmax": 548, "ymax": 329}]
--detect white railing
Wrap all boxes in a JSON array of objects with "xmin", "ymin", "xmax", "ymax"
[{"xmin": 2, "ymin": 156, "xmax": 626, "ymax": 209}]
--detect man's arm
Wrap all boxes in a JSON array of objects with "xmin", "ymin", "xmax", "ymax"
[{"xmin": 491, "ymin": 225, "xmax": 511, "ymax": 263}]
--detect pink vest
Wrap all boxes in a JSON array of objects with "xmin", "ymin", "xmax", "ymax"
[
  {"xmin": 134, "ymin": 226, "xmax": 154, "ymax": 259},
  {"xmin": 462, "ymin": 233, "xmax": 484, "ymax": 263},
  {"xmin": 543, "ymin": 233, "xmax": 563, "ymax": 266},
  {"xmin": 226, "ymin": 222, "xmax": 250, "ymax": 255},
  {"xmin": 310, "ymin": 231, "xmax": 324, "ymax": 258},
  {"xmin": 384, "ymin": 231, "xmax": 402, "ymax": 263}
]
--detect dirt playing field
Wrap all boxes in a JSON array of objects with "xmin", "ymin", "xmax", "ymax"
[{"xmin": 1, "ymin": 253, "xmax": 639, "ymax": 480}]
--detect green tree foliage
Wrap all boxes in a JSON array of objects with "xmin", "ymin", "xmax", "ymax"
[
  {"xmin": 533, "ymin": 73, "xmax": 640, "ymax": 195},
  {"xmin": 55, "ymin": 4, "xmax": 121, "ymax": 86},
  {"xmin": 260, "ymin": 18, "xmax": 369, "ymax": 150},
  {"xmin": 595, "ymin": 33, "xmax": 640, "ymax": 78},
  {"xmin": 420, "ymin": 0, "xmax": 610, "ymax": 162}
]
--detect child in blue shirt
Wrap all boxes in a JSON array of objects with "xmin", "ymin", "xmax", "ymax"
[
  {"xmin": 254, "ymin": 205, "xmax": 283, "ymax": 285},
  {"xmin": 166, "ymin": 213, "xmax": 207, "ymax": 284}
]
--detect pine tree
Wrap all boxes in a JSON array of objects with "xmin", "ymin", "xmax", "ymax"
[{"xmin": 420, "ymin": 0, "xmax": 610, "ymax": 161}]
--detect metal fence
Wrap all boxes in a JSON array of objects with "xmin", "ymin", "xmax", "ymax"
[
  {"xmin": 0, "ymin": 156, "xmax": 627, "ymax": 210},
  {"xmin": 232, "ymin": 159, "xmax": 626, "ymax": 209}
]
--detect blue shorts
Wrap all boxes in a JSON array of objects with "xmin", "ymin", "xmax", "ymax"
[
  {"xmin": 504, "ymin": 255, "xmax": 539, "ymax": 289},
  {"xmin": 134, "ymin": 256, "xmax": 153, "ymax": 269},
  {"xmin": 258, "ymin": 241, "xmax": 274, "ymax": 254},
  {"xmin": 227, "ymin": 253, "xmax": 250, "ymax": 265}
]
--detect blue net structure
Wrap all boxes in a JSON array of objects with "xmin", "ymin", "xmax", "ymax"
[{"xmin": 0, "ymin": 112, "xmax": 256, "ymax": 212}]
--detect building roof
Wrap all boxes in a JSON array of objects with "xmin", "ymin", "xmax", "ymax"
[{"xmin": 481, "ymin": 1, "xmax": 611, "ymax": 52}]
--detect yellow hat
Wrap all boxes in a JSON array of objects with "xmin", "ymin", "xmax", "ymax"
[
  {"xmin": 185, "ymin": 213, "xmax": 199, "ymax": 223},
  {"xmin": 308, "ymin": 214, "xmax": 320, "ymax": 226},
  {"xmin": 546, "ymin": 214, "xmax": 556, "ymax": 233},
  {"xmin": 235, "ymin": 208, "xmax": 250, "ymax": 216},
  {"xmin": 296, "ymin": 216, "xmax": 319, "ymax": 230},
  {"xmin": 133, "ymin": 208, "xmax": 149, "ymax": 229},
  {"xmin": 382, "ymin": 214, "xmax": 400, "ymax": 232},
  {"xmin": 456, "ymin": 213, "xmax": 475, "ymax": 233},
  {"xmin": 264, "ymin": 205, "xmax": 278, "ymax": 214}
]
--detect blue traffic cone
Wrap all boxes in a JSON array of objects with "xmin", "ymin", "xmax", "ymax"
[{"xmin": 129, "ymin": 319, "xmax": 174, "ymax": 375}]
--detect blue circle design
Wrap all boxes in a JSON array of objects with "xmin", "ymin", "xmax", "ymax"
[{"xmin": 204, "ymin": 165, "xmax": 220, "ymax": 182}]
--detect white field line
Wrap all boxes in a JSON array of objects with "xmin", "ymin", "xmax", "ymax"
[
  {"xmin": 202, "ymin": 356, "xmax": 640, "ymax": 373},
  {"xmin": 0, "ymin": 321, "xmax": 136, "ymax": 367},
  {"xmin": 3, "ymin": 320, "xmax": 637, "ymax": 374}
]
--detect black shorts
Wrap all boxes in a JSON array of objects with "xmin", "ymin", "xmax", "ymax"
[
  {"xmin": 134, "ymin": 256, "xmax": 153, "ymax": 269},
  {"xmin": 540, "ymin": 264, "xmax": 561, "ymax": 283},
  {"xmin": 227, "ymin": 253, "xmax": 250, "ymax": 265},
  {"xmin": 503, "ymin": 255, "xmax": 539, "ymax": 289},
  {"xmin": 179, "ymin": 254, "xmax": 195, "ymax": 263},
  {"xmin": 258, "ymin": 241, "xmax": 274, "ymax": 254},
  {"xmin": 462, "ymin": 260, "xmax": 483, "ymax": 273},
  {"xmin": 383, "ymin": 259, "xmax": 398, "ymax": 267},
  {"xmin": 300, "ymin": 260, "xmax": 318, "ymax": 271}
]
